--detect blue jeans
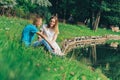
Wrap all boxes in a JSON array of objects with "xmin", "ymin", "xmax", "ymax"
[{"xmin": 33, "ymin": 39, "xmax": 53, "ymax": 52}]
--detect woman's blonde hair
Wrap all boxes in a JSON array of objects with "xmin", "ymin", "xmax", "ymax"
[{"xmin": 48, "ymin": 16, "xmax": 59, "ymax": 34}]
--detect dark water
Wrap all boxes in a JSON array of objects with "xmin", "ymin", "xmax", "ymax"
[{"xmin": 67, "ymin": 44, "xmax": 120, "ymax": 80}]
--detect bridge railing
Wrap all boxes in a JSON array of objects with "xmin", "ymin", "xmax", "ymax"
[{"xmin": 61, "ymin": 35, "xmax": 120, "ymax": 54}]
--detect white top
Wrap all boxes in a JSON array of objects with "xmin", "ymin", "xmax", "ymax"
[
  {"xmin": 40, "ymin": 24, "xmax": 64, "ymax": 56},
  {"xmin": 40, "ymin": 24, "xmax": 55, "ymax": 41}
]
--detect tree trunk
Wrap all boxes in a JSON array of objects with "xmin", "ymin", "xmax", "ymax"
[
  {"xmin": 89, "ymin": 11, "xmax": 94, "ymax": 30},
  {"xmin": 93, "ymin": 11, "xmax": 101, "ymax": 31},
  {"xmin": 63, "ymin": 9, "xmax": 66, "ymax": 23},
  {"xmin": 89, "ymin": 11, "xmax": 101, "ymax": 31},
  {"xmin": 2, "ymin": 7, "xmax": 5, "ymax": 15},
  {"xmin": 7, "ymin": 7, "xmax": 11, "ymax": 17}
]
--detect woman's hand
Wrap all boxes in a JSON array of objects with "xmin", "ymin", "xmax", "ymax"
[{"xmin": 49, "ymin": 41, "xmax": 54, "ymax": 44}]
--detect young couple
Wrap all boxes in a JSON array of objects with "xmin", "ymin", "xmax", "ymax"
[{"xmin": 21, "ymin": 16, "xmax": 64, "ymax": 56}]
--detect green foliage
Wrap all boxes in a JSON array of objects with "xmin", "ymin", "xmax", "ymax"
[
  {"xmin": 100, "ymin": 0, "xmax": 120, "ymax": 26},
  {"xmin": 49, "ymin": 0, "xmax": 120, "ymax": 29},
  {"xmin": 15, "ymin": 0, "xmax": 51, "ymax": 18},
  {"xmin": 105, "ymin": 16, "xmax": 120, "ymax": 26},
  {"xmin": 0, "ymin": 0, "xmax": 17, "ymax": 15},
  {"xmin": 100, "ymin": 1, "xmax": 110, "ymax": 12},
  {"xmin": 31, "ymin": 0, "xmax": 52, "ymax": 7},
  {"xmin": 14, "ymin": 6, "xmax": 29, "ymax": 18},
  {"xmin": 0, "ymin": 0, "xmax": 17, "ymax": 8},
  {"xmin": 17, "ymin": 0, "xmax": 51, "ymax": 7}
]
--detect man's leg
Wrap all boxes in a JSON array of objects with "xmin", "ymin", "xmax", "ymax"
[
  {"xmin": 33, "ymin": 41, "xmax": 41, "ymax": 47},
  {"xmin": 41, "ymin": 39, "xmax": 53, "ymax": 52},
  {"xmin": 33, "ymin": 39, "xmax": 53, "ymax": 52}
]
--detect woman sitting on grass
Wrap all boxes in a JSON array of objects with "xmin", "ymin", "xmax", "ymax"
[
  {"xmin": 21, "ymin": 16, "xmax": 53, "ymax": 52},
  {"xmin": 33, "ymin": 16, "xmax": 64, "ymax": 56}
]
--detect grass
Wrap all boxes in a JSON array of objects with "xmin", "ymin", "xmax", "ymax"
[
  {"xmin": 0, "ymin": 16, "xmax": 119, "ymax": 80},
  {"xmin": 58, "ymin": 23, "xmax": 120, "ymax": 42}
]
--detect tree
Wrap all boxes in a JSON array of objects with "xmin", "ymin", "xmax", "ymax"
[
  {"xmin": 30, "ymin": 0, "xmax": 51, "ymax": 7},
  {"xmin": 100, "ymin": 0, "xmax": 120, "ymax": 27},
  {"xmin": 49, "ymin": 0, "xmax": 120, "ymax": 31},
  {"xmin": 0, "ymin": 0, "xmax": 17, "ymax": 15},
  {"xmin": 89, "ymin": 0, "xmax": 111, "ymax": 31},
  {"xmin": 16, "ymin": 0, "xmax": 51, "ymax": 18},
  {"xmin": 49, "ymin": 0, "xmax": 75, "ymax": 22}
]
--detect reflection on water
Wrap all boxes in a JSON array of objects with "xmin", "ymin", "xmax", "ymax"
[{"xmin": 67, "ymin": 43, "xmax": 120, "ymax": 80}]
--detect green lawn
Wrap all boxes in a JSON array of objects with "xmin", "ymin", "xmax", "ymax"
[
  {"xmin": 58, "ymin": 23, "xmax": 120, "ymax": 42},
  {"xmin": 0, "ymin": 16, "xmax": 118, "ymax": 80}
]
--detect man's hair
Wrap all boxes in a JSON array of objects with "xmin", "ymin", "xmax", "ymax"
[{"xmin": 33, "ymin": 15, "xmax": 42, "ymax": 25}]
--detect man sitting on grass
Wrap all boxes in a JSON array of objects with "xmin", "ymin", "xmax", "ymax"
[{"xmin": 21, "ymin": 16, "xmax": 54, "ymax": 52}]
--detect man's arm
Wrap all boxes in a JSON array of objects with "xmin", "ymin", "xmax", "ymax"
[{"xmin": 36, "ymin": 32, "xmax": 54, "ymax": 50}]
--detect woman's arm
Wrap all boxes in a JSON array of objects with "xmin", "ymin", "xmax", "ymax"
[{"xmin": 52, "ymin": 34, "xmax": 58, "ymax": 42}]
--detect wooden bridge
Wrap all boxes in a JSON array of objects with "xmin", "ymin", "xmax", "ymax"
[
  {"xmin": 61, "ymin": 34, "xmax": 120, "ymax": 63},
  {"xmin": 61, "ymin": 35, "xmax": 120, "ymax": 54}
]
